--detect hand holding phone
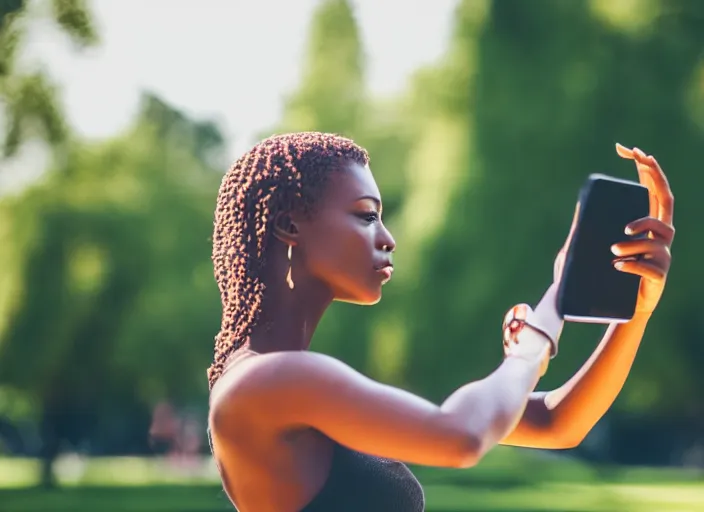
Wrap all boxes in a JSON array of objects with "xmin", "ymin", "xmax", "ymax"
[{"xmin": 556, "ymin": 145, "xmax": 675, "ymax": 323}]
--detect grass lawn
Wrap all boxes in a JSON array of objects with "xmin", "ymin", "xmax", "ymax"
[
  {"xmin": 1, "ymin": 482, "xmax": 703, "ymax": 512},
  {"xmin": 0, "ymin": 448, "xmax": 702, "ymax": 511}
]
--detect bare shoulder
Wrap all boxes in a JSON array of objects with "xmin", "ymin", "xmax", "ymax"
[
  {"xmin": 209, "ymin": 351, "xmax": 363, "ymax": 425},
  {"xmin": 209, "ymin": 350, "xmax": 478, "ymax": 468}
]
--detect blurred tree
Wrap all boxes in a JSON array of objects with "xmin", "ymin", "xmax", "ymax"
[
  {"xmin": 586, "ymin": 0, "xmax": 704, "ymax": 463},
  {"xmin": 464, "ymin": 0, "xmax": 704, "ymax": 449},
  {"xmin": 111, "ymin": 94, "xmax": 223, "ymax": 405},
  {"xmin": 0, "ymin": 0, "xmax": 97, "ymax": 157},
  {"xmin": 397, "ymin": 0, "xmax": 704, "ymax": 464},
  {"xmin": 139, "ymin": 92, "xmax": 227, "ymax": 171},
  {"xmin": 401, "ymin": 0, "xmax": 607, "ymax": 401},
  {"xmin": 0, "ymin": 94, "xmax": 222, "ymax": 486},
  {"xmin": 387, "ymin": 0, "xmax": 490, "ymax": 394},
  {"xmin": 276, "ymin": 0, "xmax": 365, "ymax": 136},
  {"xmin": 0, "ymin": 0, "xmax": 700, "ymax": 476}
]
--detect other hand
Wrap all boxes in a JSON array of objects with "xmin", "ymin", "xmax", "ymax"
[{"xmin": 610, "ymin": 144, "xmax": 675, "ymax": 316}]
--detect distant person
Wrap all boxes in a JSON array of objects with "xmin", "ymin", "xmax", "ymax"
[
  {"xmin": 149, "ymin": 401, "xmax": 179, "ymax": 455},
  {"xmin": 206, "ymin": 132, "xmax": 674, "ymax": 511}
]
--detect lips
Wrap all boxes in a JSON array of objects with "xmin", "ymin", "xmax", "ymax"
[{"xmin": 376, "ymin": 264, "xmax": 394, "ymax": 284}]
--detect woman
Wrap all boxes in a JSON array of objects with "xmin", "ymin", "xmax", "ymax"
[{"xmin": 207, "ymin": 132, "xmax": 674, "ymax": 511}]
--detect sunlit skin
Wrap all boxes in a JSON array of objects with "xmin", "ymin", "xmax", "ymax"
[
  {"xmin": 502, "ymin": 144, "xmax": 674, "ymax": 447},
  {"xmin": 209, "ymin": 144, "xmax": 674, "ymax": 511}
]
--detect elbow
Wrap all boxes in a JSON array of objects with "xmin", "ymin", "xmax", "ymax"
[
  {"xmin": 528, "ymin": 404, "xmax": 591, "ymax": 450},
  {"xmin": 448, "ymin": 432, "xmax": 487, "ymax": 469},
  {"xmin": 437, "ymin": 410, "xmax": 509, "ymax": 468},
  {"xmin": 552, "ymin": 429, "xmax": 587, "ymax": 450},
  {"xmin": 444, "ymin": 419, "xmax": 515, "ymax": 468},
  {"xmin": 549, "ymin": 414, "xmax": 596, "ymax": 449},
  {"xmin": 540, "ymin": 422, "xmax": 589, "ymax": 450}
]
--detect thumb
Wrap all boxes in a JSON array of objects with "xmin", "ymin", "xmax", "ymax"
[{"xmin": 554, "ymin": 248, "xmax": 566, "ymax": 283}]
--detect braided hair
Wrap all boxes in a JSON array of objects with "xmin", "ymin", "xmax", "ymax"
[{"xmin": 207, "ymin": 132, "xmax": 370, "ymax": 389}]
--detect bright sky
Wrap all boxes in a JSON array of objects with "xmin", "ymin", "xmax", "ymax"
[{"xmin": 22, "ymin": 0, "xmax": 457, "ymax": 161}]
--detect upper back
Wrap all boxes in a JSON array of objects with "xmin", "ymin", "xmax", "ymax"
[
  {"xmin": 208, "ymin": 351, "xmax": 333, "ymax": 511},
  {"xmin": 208, "ymin": 350, "xmax": 427, "ymax": 511}
]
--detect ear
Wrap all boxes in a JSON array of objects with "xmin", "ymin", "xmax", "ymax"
[{"xmin": 272, "ymin": 211, "xmax": 300, "ymax": 246}]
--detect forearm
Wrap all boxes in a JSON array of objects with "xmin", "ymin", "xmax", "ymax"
[
  {"xmin": 534, "ymin": 311, "xmax": 650, "ymax": 446},
  {"xmin": 441, "ymin": 344, "xmax": 548, "ymax": 457}
]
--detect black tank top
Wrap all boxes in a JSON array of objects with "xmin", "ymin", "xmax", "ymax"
[
  {"xmin": 301, "ymin": 441, "xmax": 425, "ymax": 511},
  {"xmin": 207, "ymin": 429, "xmax": 425, "ymax": 511}
]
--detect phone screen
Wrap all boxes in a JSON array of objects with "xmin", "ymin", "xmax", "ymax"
[{"xmin": 557, "ymin": 174, "xmax": 650, "ymax": 323}]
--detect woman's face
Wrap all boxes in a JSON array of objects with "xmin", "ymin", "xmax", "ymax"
[{"xmin": 294, "ymin": 161, "xmax": 396, "ymax": 305}]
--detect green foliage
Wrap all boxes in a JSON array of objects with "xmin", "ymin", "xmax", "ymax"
[
  {"xmin": 279, "ymin": 0, "xmax": 365, "ymax": 135},
  {"xmin": 2, "ymin": 72, "xmax": 68, "ymax": 156},
  {"xmin": 0, "ymin": 96, "xmax": 223, "ymax": 401},
  {"xmin": 407, "ymin": 0, "xmax": 704, "ymax": 418},
  {"xmin": 50, "ymin": 0, "xmax": 98, "ymax": 46},
  {"xmin": 0, "ymin": 0, "xmax": 96, "ymax": 156},
  {"xmin": 0, "ymin": 93, "xmax": 224, "ymax": 484},
  {"xmin": 1, "ymin": 0, "xmax": 703, "ymax": 475}
]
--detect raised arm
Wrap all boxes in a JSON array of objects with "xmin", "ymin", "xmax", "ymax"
[
  {"xmin": 210, "ymin": 286, "xmax": 562, "ymax": 470},
  {"xmin": 211, "ymin": 346, "xmax": 543, "ymax": 469},
  {"xmin": 501, "ymin": 145, "xmax": 675, "ymax": 450},
  {"xmin": 501, "ymin": 312, "xmax": 650, "ymax": 449}
]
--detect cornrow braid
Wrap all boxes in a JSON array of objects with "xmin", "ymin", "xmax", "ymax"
[{"xmin": 207, "ymin": 132, "xmax": 369, "ymax": 389}]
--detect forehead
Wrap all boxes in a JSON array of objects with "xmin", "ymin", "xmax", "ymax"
[{"xmin": 318, "ymin": 161, "xmax": 380, "ymax": 206}]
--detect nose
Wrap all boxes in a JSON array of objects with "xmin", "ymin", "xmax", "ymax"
[{"xmin": 378, "ymin": 226, "xmax": 396, "ymax": 254}]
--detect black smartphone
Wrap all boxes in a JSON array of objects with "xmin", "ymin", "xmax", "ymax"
[{"xmin": 557, "ymin": 174, "xmax": 650, "ymax": 323}]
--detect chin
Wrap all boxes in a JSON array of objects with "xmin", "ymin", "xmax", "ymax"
[{"xmin": 335, "ymin": 288, "xmax": 383, "ymax": 306}]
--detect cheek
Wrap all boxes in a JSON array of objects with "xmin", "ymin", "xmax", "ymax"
[{"xmin": 304, "ymin": 218, "xmax": 372, "ymax": 276}]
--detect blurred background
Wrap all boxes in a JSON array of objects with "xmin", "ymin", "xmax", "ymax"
[{"xmin": 0, "ymin": 0, "xmax": 703, "ymax": 510}]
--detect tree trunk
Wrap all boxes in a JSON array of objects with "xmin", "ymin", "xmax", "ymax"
[{"xmin": 38, "ymin": 402, "xmax": 61, "ymax": 489}]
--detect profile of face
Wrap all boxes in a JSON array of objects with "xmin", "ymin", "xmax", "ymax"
[{"xmin": 289, "ymin": 161, "xmax": 396, "ymax": 305}]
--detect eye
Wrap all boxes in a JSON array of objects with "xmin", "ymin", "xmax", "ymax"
[{"xmin": 357, "ymin": 211, "xmax": 379, "ymax": 223}]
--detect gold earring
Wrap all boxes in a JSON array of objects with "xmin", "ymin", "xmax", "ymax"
[{"xmin": 286, "ymin": 245, "xmax": 294, "ymax": 289}]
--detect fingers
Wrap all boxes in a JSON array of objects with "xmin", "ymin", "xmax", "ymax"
[
  {"xmin": 617, "ymin": 143, "xmax": 657, "ymax": 218},
  {"xmin": 612, "ymin": 216, "xmax": 672, "ymax": 281},
  {"xmin": 640, "ymin": 172, "xmax": 659, "ymax": 219},
  {"xmin": 611, "ymin": 238, "xmax": 671, "ymax": 262},
  {"xmin": 615, "ymin": 143, "xmax": 633, "ymax": 159},
  {"xmin": 634, "ymin": 148, "xmax": 673, "ymax": 223},
  {"xmin": 615, "ymin": 143, "xmax": 674, "ymax": 224},
  {"xmin": 625, "ymin": 216, "xmax": 676, "ymax": 244},
  {"xmin": 613, "ymin": 259, "xmax": 667, "ymax": 281}
]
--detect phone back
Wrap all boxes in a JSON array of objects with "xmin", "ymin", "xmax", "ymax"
[{"xmin": 557, "ymin": 174, "xmax": 650, "ymax": 323}]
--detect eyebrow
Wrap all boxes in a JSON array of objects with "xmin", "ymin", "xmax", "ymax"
[{"xmin": 356, "ymin": 195, "xmax": 382, "ymax": 211}]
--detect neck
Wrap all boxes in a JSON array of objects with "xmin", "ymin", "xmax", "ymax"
[{"xmin": 247, "ymin": 274, "xmax": 333, "ymax": 353}]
